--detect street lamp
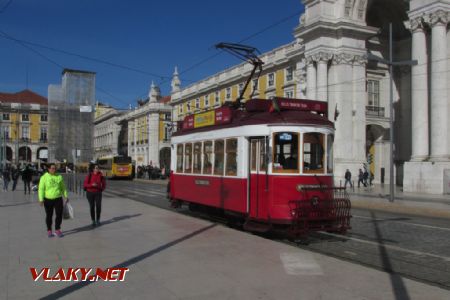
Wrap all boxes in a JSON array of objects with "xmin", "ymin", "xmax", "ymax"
[{"xmin": 367, "ymin": 23, "xmax": 417, "ymax": 202}]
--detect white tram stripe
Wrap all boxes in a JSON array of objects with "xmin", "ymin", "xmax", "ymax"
[
  {"xmin": 280, "ymin": 252, "xmax": 323, "ymax": 276},
  {"xmin": 353, "ymin": 215, "xmax": 450, "ymax": 232},
  {"xmin": 320, "ymin": 232, "xmax": 450, "ymax": 262},
  {"xmin": 105, "ymin": 189, "xmax": 165, "ymax": 197}
]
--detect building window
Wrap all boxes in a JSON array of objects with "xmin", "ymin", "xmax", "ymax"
[
  {"xmin": 367, "ymin": 80, "xmax": 380, "ymax": 107},
  {"xmin": 195, "ymin": 98, "xmax": 200, "ymax": 110},
  {"xmin": 226, "ymin": 87, "xmax": 231, "ymax": 101},
  {"xmin": 22, "ymin": 114, "xmax": 29, "ymax": 122},
  {"xmin": 285, "ymin": 67, "xmax": 294, "ymax": 82},
  {"xmin": 179, "ymin": 105, "xmax": 183, "ymax": 114},
  {"xmin": 187, "ymin": 102, "xmax": 191, "ymax": 112},
  {"xmin": 284, "ymin": 90, "xmax": 294, "ymax": 98},
  {"xmin": 204, "ymin": 95, "xmax": 210, "ymax": 107},
  {"xmin": 3, "ymin": 127, "xmax": 9, "ymax": 139},
  {"xmin": 40, "ymin": 127, "xmax": 48, "ymax": 141},
  {"xmin": 215, "ymin": 91, "xmax": 220, "ymax": 105},
  {"xmin": 2, "ymin": 113, "xmax": 10, "ymax": 121},
  {"xmin": 238, "ymin": 83, "xmax": 244, "ymax": 95},
  {"xmin": 21, "ymin": 126, "xmax": 29, "ymax": 139},
  {"xmin": 267, "ymin": 73, "xmax": 275, "ymax": 87},
  {"xmin": 40, "ymin": 114, "xmax": 48, "ymax": 122}
]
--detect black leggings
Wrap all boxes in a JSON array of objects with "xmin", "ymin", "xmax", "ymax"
[
  {"xmin": 87, "ymin": 192, "xmax": 102, "ymax": 222},
  {"xmin": 24, "ymin": 180, "xmax": 31, "ymax": 193},
  {"xmin": 43, "ymin": 198, "xmax": 63, "ymax": 231}
]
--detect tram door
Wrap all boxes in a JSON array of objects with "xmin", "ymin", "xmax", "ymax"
[{"xmin": 248, "ymin": 137, "xmax": 268, "ymax": 219}]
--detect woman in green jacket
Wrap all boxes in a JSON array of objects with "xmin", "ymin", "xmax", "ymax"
[{"xmin": 38, "ymin": 163, "xmax": 68, "ymax": 238}]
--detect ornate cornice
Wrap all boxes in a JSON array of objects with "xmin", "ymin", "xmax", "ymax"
[
  {"xmin": 409, "ymin": 17, "xmax": 426, "ymax": 33},
  {"xmin": 353, "ymin": 55, "xmax": 368, "ymax": 66},
  {"xmin": 305, "ymin": 56, "xmax": 315, "ymax": 66},
  {"xmin": 425, "ymin": 10, "xmax": 448, "ymax": 27},
  {"xmin": 312, "ymin": 52, "xmax": 333, "ymax": 63},
  {"xmin": 332, "ymin": 53, "xmax": 355, "ymax": 65}
]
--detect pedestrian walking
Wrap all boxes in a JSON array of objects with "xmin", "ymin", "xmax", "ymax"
[
  {"xmin": 83, "ymin": 164, "xmax": 106, "ymax": 227},
  {"xmin": 22, "ymin": 164, "xmax": 33, "ymax": 194},
  {"xmin": 363, "ymin": 168, "xmax": 369, "ymax": 187},
  {"xmin": 344, "ymin": 169, "xmax": 352, "ymax": 189},
  {"xmin": 11, "ymin": 165, "xmax": 20, "ymax": 191},
  {"xmin": 357, "ymin": 169, "xmax": 366, "ymax": 188},
  {"xmin": 2, "ymin": 166, "xmax": 11, "ymax": 191},
  {"xmin": 38, "ymin": 163, "xmax": 69, "ymax": 238}
]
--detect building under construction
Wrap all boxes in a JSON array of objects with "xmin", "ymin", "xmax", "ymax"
[{"xmin": 48, "ymin": 69, "xmax": 96, "ymax": 164}]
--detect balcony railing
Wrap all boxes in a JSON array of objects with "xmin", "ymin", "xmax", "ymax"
[{"xmin": 366, "ymin": 106, "xmax": 385, "ymax": 117}]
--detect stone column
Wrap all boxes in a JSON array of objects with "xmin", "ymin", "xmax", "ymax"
[
  {"xmin": 315, "ymin": 52, "xmax": 331, "ymax": 102},
  {"xmin": 331, "ymin": 53, "xmax": 354, "ymax": 161},
  {"xmin": 410, "ymin": 17, "xmax": 429, "ymax": 161},
  {"xmin": 306, "ymin": 56, "xmax": 317, "ymax": 99},
  {"xmin": 428, "ymin": 10, "xmax": 449, "ymax": 160},
  {"xmin": 352, "ymin": 55, "xmax": 367, "ymax": 163}
]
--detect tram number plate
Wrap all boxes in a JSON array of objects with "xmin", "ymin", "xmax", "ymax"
[{"xmin": 195, "ymin": 179, "xmax": 210, "ymax": 186}]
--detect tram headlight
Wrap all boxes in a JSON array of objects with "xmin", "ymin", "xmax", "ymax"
[{"xmin": 310, "ymin": 196, "xmax": 319, "ymax": 207}]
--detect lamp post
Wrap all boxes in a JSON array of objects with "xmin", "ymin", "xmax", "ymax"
[{"xmin": 367, "ymin": 23, "xmax": 417, "ymax": 202}]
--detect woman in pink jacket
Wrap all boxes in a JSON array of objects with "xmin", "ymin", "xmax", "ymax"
[{"xmin": 83, "ymin": 165, "xmax": 106, "ymax": 227}]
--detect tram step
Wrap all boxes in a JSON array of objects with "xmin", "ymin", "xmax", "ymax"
[{"xmin": 243, "ymin": 220, "xmax": 271, "ymax": 233}]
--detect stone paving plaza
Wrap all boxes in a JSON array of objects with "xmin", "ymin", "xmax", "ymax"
[{"xmin": 1, "ymin": 187, "xmax": 449, "ymax": 300}]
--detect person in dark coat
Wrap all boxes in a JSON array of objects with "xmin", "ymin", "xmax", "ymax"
[
  {"xmin": 11, "ymin": 165, "xmax": 20, "ymax": 191},
  {"xmin": 22, "ymin": 164, "xmax": 33, "ymax": 194},
  {"xmin": 357, "ymin": 169, "xmax": 366, "ymax": 188},
  {"xmin": 344, "ymin": 169, "xmax": 352, "ymax": 189},
  {"xmin": 2, "ymin": 166, "xmax": 11, "ymax": 191}
]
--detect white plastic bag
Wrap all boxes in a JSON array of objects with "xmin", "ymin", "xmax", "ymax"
[{"xmin": 63, "ymin": 202, "xmax": 74, "ymax": 219}]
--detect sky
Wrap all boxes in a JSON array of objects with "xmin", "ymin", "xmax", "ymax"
[{"xmin": 0, "ymin": 0, "xmax": 304, "ymax": 109}]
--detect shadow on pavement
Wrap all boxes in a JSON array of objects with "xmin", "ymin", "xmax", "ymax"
[
  {"xmin": 39, "ymin": 223, "xmax": 217, "ymax": 300},
  {"xmin": 63, "ymin": 214, "xmax": 142, "ymax": 236},
  {"xmin": 371, "ymin": 211, "xmax": 411, "ymax": 300}
]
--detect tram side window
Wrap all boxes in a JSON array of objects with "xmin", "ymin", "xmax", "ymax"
[
  {"xmin": 203, "ymin": 141, "xmax": 213, "ymax": 174},
  {"xmin": 176, "ymin": 144, "xmax": 183, "ymax": 173},
  {"xmin": 273, "ymin": 132, "xmax": 299, "ymax": 173},
  {"xmin": 303, "ymin": 133, "xmax": 324, "ymax": 173},
  {"xmin": 225, "ymin": 138, "xmax": 237, "ymax": 176},
  {"xmin": 184, "ymin": 143, "xmax": 192, "ymax": 173},
  {"xmin": 193, "ymin": 142, "xmax": 202, "ymax": 174},
  {"xmin": 327, "ymin": 134, "xmax": 334, "ymax": 173},
  {"xmin": 214, "ymin": 140, "xmax": 224, "ymax": 176}
]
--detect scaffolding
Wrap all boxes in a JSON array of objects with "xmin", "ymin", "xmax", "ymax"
[{"xmin": 48, "ymin": 69, "xmax": 96, "ymax": 164}]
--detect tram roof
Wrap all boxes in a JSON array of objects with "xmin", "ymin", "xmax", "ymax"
[{"xmin": 173, "ymin": 98, "xmax": 334, "ymax": 136}]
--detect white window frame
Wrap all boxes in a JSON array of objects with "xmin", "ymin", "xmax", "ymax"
[
  {"xmin": 267, "ymin": 73, "xmax": 275, "ymax": 87},
  {"xmin": 21, "ymin": 125, "xmax": 29, "ymax": 139},
  {"xmin": 195, "ymin": 98, "xmax": 200, "ymax": 110},
  {"xmin": 367, "ymin": 79, "xmax": 380, "ymax": 107},
  {"xmin": 214, "ymin": 91, "xmax": 220, "ymax": 104},
  {"xmin": 285, "ymin": 67, "xmax": 293, "ymax": 82},
  {"xmin": 204, "ymin": 94, "xmax": 210, "ymax": 107},
  {"xmin": 226, "ymin": 87, "xmax": 231, "ymax": 101}
]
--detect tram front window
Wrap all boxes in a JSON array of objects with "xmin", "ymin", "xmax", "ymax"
[
  {"xmin": 303, "ymin": 132, "xmax": 324, "ymax": 174},
  {"xmin": 273, "ymin": 132, "xmax": 299, "ymax": 173}
]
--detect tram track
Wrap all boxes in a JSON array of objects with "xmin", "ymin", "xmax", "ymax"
[{"xmin": 105, "ymin": 181, "xmax": 450, "ymax": 291}]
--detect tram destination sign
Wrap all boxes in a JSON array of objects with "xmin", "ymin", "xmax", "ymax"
[{"xmin": 182, "ymin": 106, "xmax": 232, "ymax": 130}]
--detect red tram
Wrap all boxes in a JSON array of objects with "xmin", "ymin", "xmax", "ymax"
[{"xmin": 168, "ymin": 97, "xmax": 351, "ymax": 236}]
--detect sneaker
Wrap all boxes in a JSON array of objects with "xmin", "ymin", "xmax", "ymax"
[
  {"xmin": 47, "ymin": 230, "xmax": 55, "ymax": 238},
  {"xmin": 96, "ymin": 221, "xmax": 101, "ymax": 227},
  {"xmin": 92, "ymin": 221, "xmax": 96, "ymax": 227},
  {"xmin": 55, "ymin": 230, "xmax": 64, "ymax": 238}
]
